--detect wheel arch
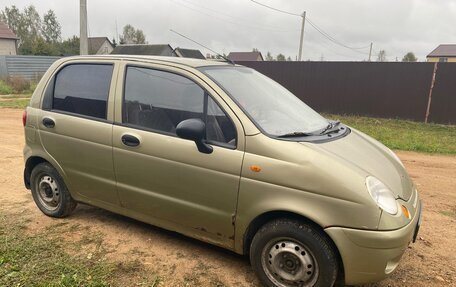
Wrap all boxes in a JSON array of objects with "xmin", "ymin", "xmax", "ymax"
[
  {"xmin": 24, "ymin": 156, "xmax": 49, "ymax": 189},
  {"xmin": 242, "ymin": 210, "xmax": 345, "ymax": 285}
]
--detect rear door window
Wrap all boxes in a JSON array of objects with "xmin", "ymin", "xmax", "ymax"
[
  {"xmin": 123, "ymin": 66, "xmax": 237, "ymax": 147},
  {"xmin": 53, "ymin": 64, "xmax": 113, "ymax": 119}
]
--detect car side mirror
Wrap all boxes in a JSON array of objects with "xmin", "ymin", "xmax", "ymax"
[{"xmin": 176, "ymin": 118, "xmax": 213, "ymax": 154}]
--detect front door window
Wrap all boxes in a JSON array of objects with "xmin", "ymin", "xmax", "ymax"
[{"xmin": 123, "ymin": 66, "xmax": 236, "ymax": 148}]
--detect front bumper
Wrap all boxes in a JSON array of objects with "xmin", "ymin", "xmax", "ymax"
[{"xmin": 325, "ymin": 200, "xmax": 422, "ymax": 285}]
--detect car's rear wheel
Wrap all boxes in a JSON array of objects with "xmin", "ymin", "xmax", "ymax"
[
  {"xmin": 30, "ymin": 162, "xmax": 76, "ymax": 217},
  {"xmin": 250, "ymin": 219, "xmax": 338, "ymax": 287}
]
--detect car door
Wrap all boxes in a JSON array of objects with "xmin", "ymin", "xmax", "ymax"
[
  {"xmin": 38, "ymin": 61, "xmax": 120, "ymax": 207},
  {"xmin": 112, "ymin": 63, "xmax": 245, "ymax": 247}
]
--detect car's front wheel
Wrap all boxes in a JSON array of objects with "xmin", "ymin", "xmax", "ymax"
[
  {"xmin": 30, "ymin": 162, "xmax": 76, "ymax": 217},
  {"xmin": 250, "ymin": 219, "xmax": 338, "ymax": 287}
]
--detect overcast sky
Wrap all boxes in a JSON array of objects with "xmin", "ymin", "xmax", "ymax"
[{"xmin": 2, "ymin": 0, "xmax": 456, "ymax": 61}]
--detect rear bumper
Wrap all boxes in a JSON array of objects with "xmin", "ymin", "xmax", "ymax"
[{"xmin": 325, "ymin": 200, "xmax": 422, "ymax": 285}]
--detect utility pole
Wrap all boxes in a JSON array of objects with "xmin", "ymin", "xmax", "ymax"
[
  {"xmin": 115, "ymin": 19, "xmax": 119, "ymax": 44},
  {"xmin": 368, "ymin": 42, "xmax": 373, "ymax": 62},
  {"xmin": 298, "ymin": 11, "xmax": 306, "ymax": 61},
  {"xmin": 80, "ymin": 0, "xmax": 88, "ymax": 55}
]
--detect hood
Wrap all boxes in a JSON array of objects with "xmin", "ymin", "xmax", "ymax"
[{"xmin": 301, "ymin": 128, "xmax": 413, "ymax": 200}]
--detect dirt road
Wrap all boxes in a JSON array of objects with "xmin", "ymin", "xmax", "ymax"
[{"xmin": 1, "ymin": 108, "xmax": 455, "ymax": 286}]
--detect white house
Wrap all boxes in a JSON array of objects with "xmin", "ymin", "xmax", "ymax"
[{"xmin": 0, "ymin": 21, "xmax": 18, "ymax": 55}]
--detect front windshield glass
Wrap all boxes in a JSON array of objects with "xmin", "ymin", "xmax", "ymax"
[{"xmin": 199, "ymin": 66, "xmax": 329, "ymax": 136}]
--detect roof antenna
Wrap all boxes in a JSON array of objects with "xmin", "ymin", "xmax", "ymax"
[{"xmin": 170, "ymin": 29, "xmax": 235, "ymax": 65}]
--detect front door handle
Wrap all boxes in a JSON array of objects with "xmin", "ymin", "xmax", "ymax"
[
  {"xmin": 121, "ymin": 134, "xmax": 140, "ymax": 147},
  {"xmin": 42, "ymin": 117, "xmax": 55, "ymax": 128}
]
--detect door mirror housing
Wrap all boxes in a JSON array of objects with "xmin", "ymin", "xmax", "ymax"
[{"xmin": 176, "ymin": 118, "xmax": 213, "ymax": 154}]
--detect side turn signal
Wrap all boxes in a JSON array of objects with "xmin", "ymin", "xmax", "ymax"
[{"xmin": 250, "ymin": 165, "xmax": 262, "ymax": 172}]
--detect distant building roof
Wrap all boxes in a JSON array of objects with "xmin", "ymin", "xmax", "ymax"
[
  {"xmin": 88, "ymin": 37, "xmax": 113, "ymax": 54},
  {"xmin": 427, "ymin": 44, "xmax": 456, "ymax": 57},
  {"xmin": 0, "ymin": 21, "xmax": 18, "ymax": 40},
  {"xmin": 111, "ymin": 44, "xmax": 174, "ymax": 56},
  {"xmin": 173, "ymin": 47, "xmax": 205, "ymax": 59},
  {"xmin": 227, "ymin": 51, "xmax": 263, "ymax": 61}
]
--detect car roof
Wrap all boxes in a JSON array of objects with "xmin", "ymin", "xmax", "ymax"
[{"xmin": 62, "ymin": 54, "xmax": 233, "ymax": 68}]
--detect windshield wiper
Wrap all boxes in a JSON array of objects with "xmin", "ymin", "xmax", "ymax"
[
  {"xmin": 277, "ymin": 131, "xmax": 315, "ymax": 138},
  {"xmin": 320, "ymin": 120, "xmax": 341, "ymax": 135},
  {"xmin": 278, "ymin": 121, "xmax": 342, "ymax": 138}
]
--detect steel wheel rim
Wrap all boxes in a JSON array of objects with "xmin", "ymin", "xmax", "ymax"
[
  {"xmin": 36, "ymin": 174, "xmax": 61, "ymax": 211},
  {"xmin": 261, "ymin": 238, "xmax": 319, "ymax": 287}
]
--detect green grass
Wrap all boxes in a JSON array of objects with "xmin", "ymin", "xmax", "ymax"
[
  {"xmin": 0, "ymin": 98, "xmax": 30, "ymax": 108},
  {"xmin": 325, "ymin": 114, "xmax": 456, "ymax": 155},
  {"xmin": 0, "ymin": 211, "xmax": 155, "ymax": 287},
  {"xmin": 0, "ymin": 79, "xmax": 36, "ymax": 95},
  {"xmin": 0, "ymin": 80, "xmax": 13, "ymax": 94},
  {"xmin": 0, "ymin": 94, "xmax": 32, "ymax": 99},
  {"xmin": 25, "ymin": 81, "xmax": 38, "ymax": 95}
]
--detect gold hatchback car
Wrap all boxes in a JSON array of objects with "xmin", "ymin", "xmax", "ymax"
[{"xmin": 23, "ymin": 55, "xmax": 421, "ymax": 287}]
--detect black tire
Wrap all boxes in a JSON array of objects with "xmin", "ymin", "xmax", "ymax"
[
  {"xmin": 30, "ymin": 162, "xmax": 76, "ymax": 218},
  {"xmin": 250, "ymin": 219, "xmax": 338, "ymax": 287}
]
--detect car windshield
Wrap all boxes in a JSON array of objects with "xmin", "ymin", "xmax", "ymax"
[{"xmin": 199, "ymin": 66, "xmax": 329, "ymax": 136}]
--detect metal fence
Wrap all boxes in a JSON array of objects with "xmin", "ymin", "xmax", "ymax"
[
  {"xmin": 428, "ymin": 63, "xmax": 456, "ymax": 124},
  {"xmin": 0, "ymin": 55, "xmax": 60, "ymax": 81},
  {"xmin": 238, "ymin": 61, "xmax": 455, "ymax": 124}
]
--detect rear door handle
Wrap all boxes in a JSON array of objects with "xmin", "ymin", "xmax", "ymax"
[
  {"xmin": 121, "ymin": 134, "xmax": 140, "ymax": 147},
  {"xmin": 42, "ymin": 117, "xmax": 55, "ymax": 128}
]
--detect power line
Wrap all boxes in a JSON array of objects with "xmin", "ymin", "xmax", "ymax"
[
  {"xmin": 249, "ymin": 0, "xmax": 371, "ymax": 55},
  {"xmin": 305, "ymin": 18, "xmax": 369, "ymax": 55},
  {"xmin": 248, "ymin": 0, "xmax": 306, "ymax": 59},
  {"xmin": 172, "ymin": 0, "xmax": 375, "ymax": 60},
  {"xmin": 303, "ymin": 29, "xmax": 366, "ymax": 61},
  {"xmin": 178, "ymin": 0, "xmax": 298, "ymax": 32},
  {"xmin": 169, "ymin": 0, "xmax": 298, "ymax": 33},
  {"xmin": 249, "ymin": 0, "xmax": 301, "ymax": 17},
  {"xmin": 306, "ymin": 18, "xmax": 370, "ymax": 51}
]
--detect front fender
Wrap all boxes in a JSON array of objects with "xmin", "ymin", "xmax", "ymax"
[{"xmin": 233, "ymin": 176, "xmax": 381, "ymax": 254}]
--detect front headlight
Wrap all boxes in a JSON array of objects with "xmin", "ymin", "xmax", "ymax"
[{"xmin": 366, "ymin": 176, "xmax": 398, "ymax": 215}]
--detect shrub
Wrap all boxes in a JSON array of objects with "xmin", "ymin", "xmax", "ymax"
[
  {"xmin": 26, "ymin": 81, "xmax": 38, "ymax": 94},
  {"xmin": 7, "ymin": 76, "xmax": 31, "ymax": 94},
  {"xmin": 0, "ymin": 80, "xmax": 13, "ymax": 95}
]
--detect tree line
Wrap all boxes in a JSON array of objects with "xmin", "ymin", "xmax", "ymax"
[
  {"xmin": 376, "ymin": 50, "xmax": 418, "ymax": 62},
  {"xmin": 1, "ymin": 5, "xmax": 419, "ymax": 61},
  {"xmin": 252, "ymin": 49, "xmax": 292, "ymax": 61},
  {"xmin": 256, "ymin": 48, "xmax": 418, "ymax": 62},
  {"xmin": 0, "ymin": 5, "xmax": 146, "ymax": 56}
]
